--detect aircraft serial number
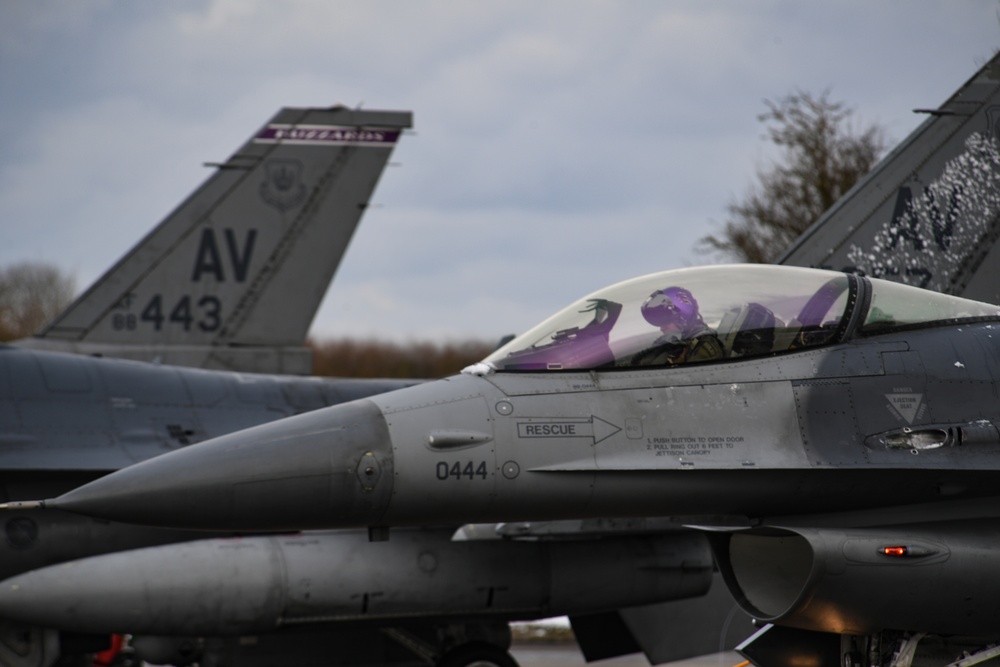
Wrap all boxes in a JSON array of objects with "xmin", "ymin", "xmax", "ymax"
[
  {"xmin": 436, "ymin": 461, "xmax": 488, "ymax": 480},
  {"xmin": 110, "ymin": 294, "xmax": 223, "ymax": 332}
]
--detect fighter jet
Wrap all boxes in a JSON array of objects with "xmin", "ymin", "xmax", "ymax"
[
  {"xmin": 37, "ymin": 261, "xmax": 1000, "ymax": 667},
  {"xmin": 13, "ymin": 54, "xmax": 1000, "ymax": 667},
  {"xmin": 16, "ymin": 105, "xmax": 411, "ymax": 374}
]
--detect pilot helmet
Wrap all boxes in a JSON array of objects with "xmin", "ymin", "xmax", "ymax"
[{"xmin": 641, "ymin": 286, "xmax": 698, "ymax": 328}]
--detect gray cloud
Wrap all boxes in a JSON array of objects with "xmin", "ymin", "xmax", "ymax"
[{"xmin": 1, "ymin": 0, "xmax": 997, "ymax": 341}]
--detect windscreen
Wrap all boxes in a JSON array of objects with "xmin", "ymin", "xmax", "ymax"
[{"xmin": 863, "ymin": 279, "xmax": 1000, "ymax": 333}]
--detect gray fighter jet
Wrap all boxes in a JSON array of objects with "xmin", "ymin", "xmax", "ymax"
[
  {"xmin": 37, "ymin": 262, "xmax": 1000, "ymax": 667},
  {"xmin": 12, "ymin": 55, "xmax": 1000, "ymax": 667},
  {"xmin": 16, "ymin": 105, "xmax": 411, "ymax": 374}
]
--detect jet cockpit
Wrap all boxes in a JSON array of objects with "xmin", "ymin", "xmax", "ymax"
[{"xmin": 484, "ymin": 265, "xmax": 1000, "ymax": 372}]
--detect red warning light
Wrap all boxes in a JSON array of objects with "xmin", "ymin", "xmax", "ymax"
[{"xmin": 881, "ymin": 546, "xmax": 908, "ymax": 557}]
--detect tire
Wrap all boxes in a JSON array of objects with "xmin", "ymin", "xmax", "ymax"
[{"xmin": 436, "ymin": 642, "xmax": 518, "ymax": 667}]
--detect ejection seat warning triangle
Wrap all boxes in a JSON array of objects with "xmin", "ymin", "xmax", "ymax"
[{"xmin": 887, "ymin": 393, "xmax": 923, "ymax": 425}]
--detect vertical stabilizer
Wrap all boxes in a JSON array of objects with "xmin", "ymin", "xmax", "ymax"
[
  {"xmin": 779, "ymin": 53, "xmax": 1000, "ymax": 304},
  {"xmin": 22, "ymin": 106, "xmax": 412, "ymax": 373}
]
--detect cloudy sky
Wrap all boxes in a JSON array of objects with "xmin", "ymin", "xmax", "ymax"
[{"xmin": 1, "ymin": 2, "xmax": 997, "ymax": 344}]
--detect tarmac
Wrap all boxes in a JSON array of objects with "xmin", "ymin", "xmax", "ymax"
[{"xmin": 510, "ymin": 643, "xmax": 743, "ymax": 667}]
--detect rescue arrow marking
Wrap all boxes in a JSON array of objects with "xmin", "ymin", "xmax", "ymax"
[{"xmin": 516, "ymin": 417, "xmax": 622, "ymax": 445}]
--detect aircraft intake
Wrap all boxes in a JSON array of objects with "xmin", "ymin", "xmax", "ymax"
[{"xmin": 712, "ymin": 523, "xmax": 1000, "ymax": 637}]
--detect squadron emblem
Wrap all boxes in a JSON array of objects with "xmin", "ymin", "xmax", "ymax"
[{"xmin": 260, "ymin": 159, "xmax": 306, "ymax": 212}]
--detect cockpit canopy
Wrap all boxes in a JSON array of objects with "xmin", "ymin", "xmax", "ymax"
[{"xmin": 483, "ymin": 265, "xmax": 1000, "ymax": 372}]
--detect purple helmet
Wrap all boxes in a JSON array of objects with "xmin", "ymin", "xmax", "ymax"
[{"xmin": 641, "ymin": 286, "xmax": 698, "ymax": 328}]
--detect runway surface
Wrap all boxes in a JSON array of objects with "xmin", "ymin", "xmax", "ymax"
[{"xmin": 510, "ymin": 644, "xmax": 743, "ymax": 667}]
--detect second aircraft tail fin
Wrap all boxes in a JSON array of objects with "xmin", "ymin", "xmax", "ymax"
[
  {"xmin": 779, "ymin": 52, "xmax": 1000, "ymax": 304},
  {"xmin": 22, "ymin": 106, "xmax": 412, "ymax": 373}
]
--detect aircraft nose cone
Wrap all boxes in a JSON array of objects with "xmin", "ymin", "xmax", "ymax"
[{"xmin": 50, "ymin": 399, "xmax": 394, "ymax": 531}]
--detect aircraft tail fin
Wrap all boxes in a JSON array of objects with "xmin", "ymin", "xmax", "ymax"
[
  {"xmin": 22, "ymin": 106, "xmax": 412, "ymax": 373},
  {"xmin": 779, "ymin": 52, "xmax": 1000, "ymax": 304}
]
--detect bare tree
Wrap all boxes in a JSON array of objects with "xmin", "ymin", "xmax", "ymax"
[
  {"xmin": 0, "ymin": 262, "xmax": 76, "ymax": 341},
  {"xmin": 310, "ymin": 337, "xmax": 496, "ymax": 379},
  {"xmin": 700, "ymin": 90, "xmax": 889, "ymax": 263}
]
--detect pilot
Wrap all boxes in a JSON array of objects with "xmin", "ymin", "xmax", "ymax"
[{"xmin": 630, "ymin": 286, "xmax": 724, "ymax": 366}]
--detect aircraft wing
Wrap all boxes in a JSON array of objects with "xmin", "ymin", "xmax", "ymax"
[
  {"xmin": 779, "ymin": 52, "xmax": 1000, "ymax": 304},
  {"xmin": 19, "ymin": 106, "xmax": 412, "ymax": 374}
]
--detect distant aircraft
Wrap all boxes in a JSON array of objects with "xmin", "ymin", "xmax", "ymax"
[
  {"xmin": 15, "ymin": 105, "xmax": 411, "ymax": 374},
  {"xmin": 42, "ymin": 262, "xmax": 1000, "ymax": 667}
]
